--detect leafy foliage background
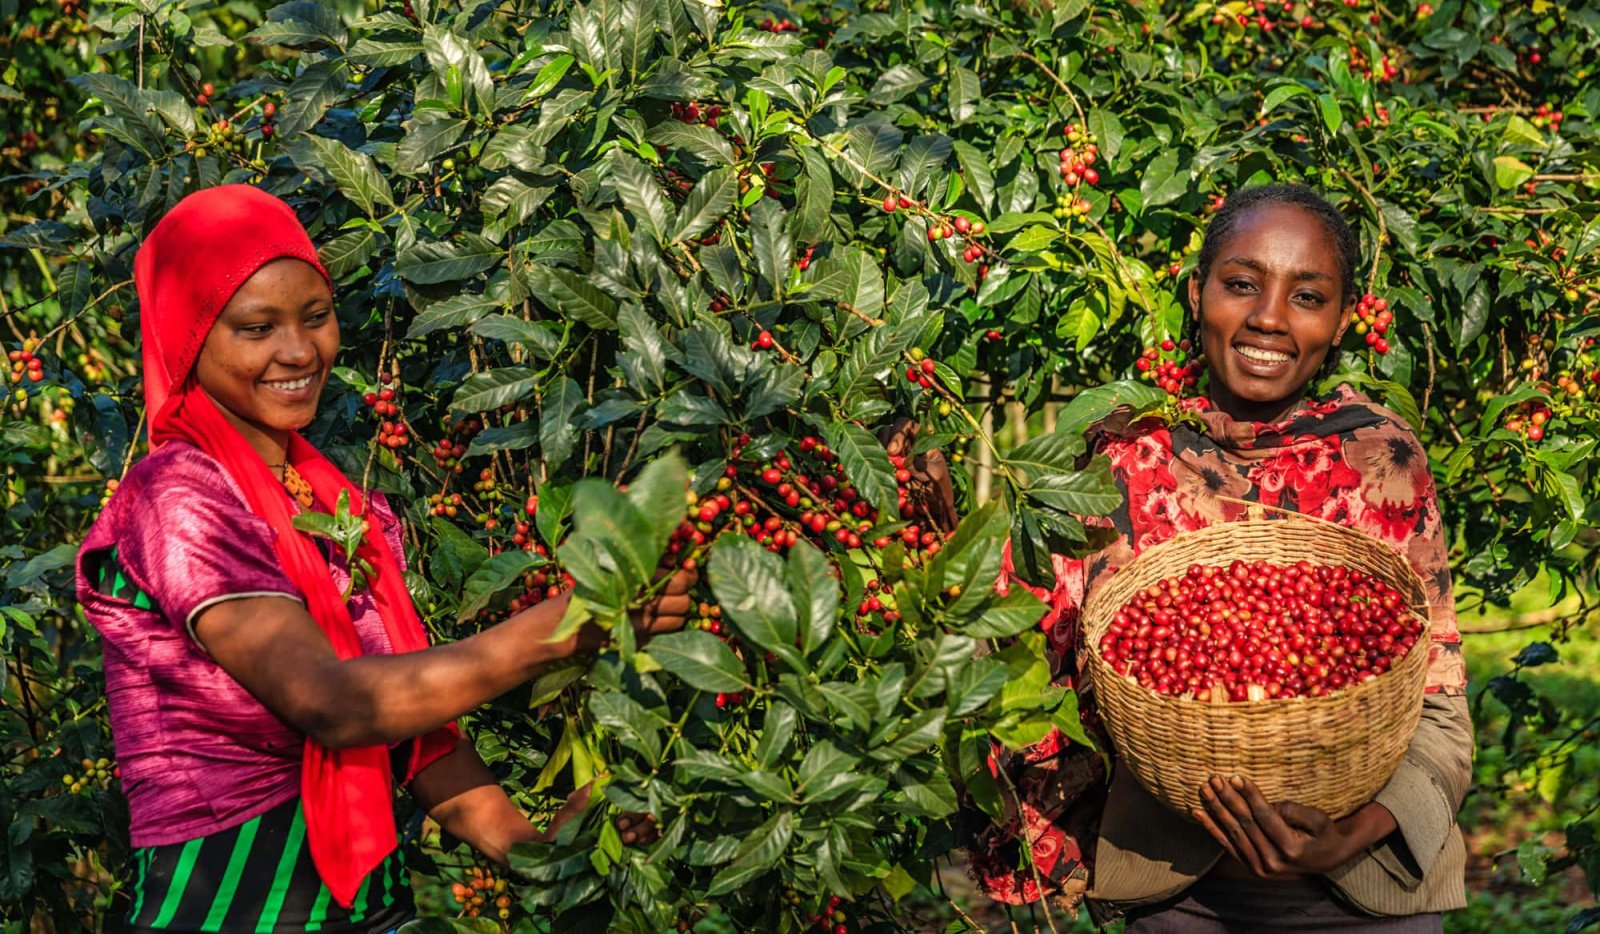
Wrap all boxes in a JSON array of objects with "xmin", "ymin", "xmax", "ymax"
[{"xmin": 2, "ymin": 0, "xmax": 1600, "ymax": 930}]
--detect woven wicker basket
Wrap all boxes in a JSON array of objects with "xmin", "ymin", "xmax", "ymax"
[{"xmin": 1081, "ymin": 514, "xmax": 1431, "ymax": 820}]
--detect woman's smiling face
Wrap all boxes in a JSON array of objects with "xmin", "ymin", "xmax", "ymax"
[
  {"xmin": 192, "ymin": 258, "xmax": 338, "ymax": 453},
  {"xmin": 1188, "ymin": 202, "xmax": 1355, "ymax": 423}
]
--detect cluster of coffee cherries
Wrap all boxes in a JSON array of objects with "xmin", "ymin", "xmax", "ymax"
[
  {"xmin": 1353, "ymin": 102, "xmax": 1392, "ymax": 130},
  {"xmin": 1058, "ymin": 123, "xmax": 1100, "ymax": 187},
  {"xmin": 428, "ymin": 492, "xmax": 465, "ymax": 518},
  {"xmin": 757, "ymin": 17, "xmax": 800, "ymax": 32},
  {"xmin": 1135, "ymin": 340, "xmax": 1201, "ymax": 397},
  {"xmin": 430, "ymin": 417, "xmax": 481, "ymax": 472},
  {"xmin": 802, "ymin": 891, "xmax": 850, "ymax": 933},
  {"xmin": 451, "ymin": 865, "xmax": 511, "ymax": 920},
  {"xmin": 904, "ymin": 346, "xmax": 942, "ymax": 390},
  {"xmin": 100, "ymin": 477, "xmax": 119, "ymax": 509},
  {"xmin": 1352, "ymin": 293, "xmax": 1394, "ymax": 355},
  {"xmin": 61, "ymin": 757, "xmax": 117, "ymax": 795},
  {"xmin": 852, "ymin": 578, "xmax": 903, "ymax": 636},
  {"xmin": 1502, "ymin": 400, "xmax": 1553, "ymax": 443},
  {"xmin": 795, "ymin": 244, "xmax": 817, "ymax": 272},
  {"xmin": 669, "ymin": 100, "xmax": 724, "ymax": 128},
  {"xmin": 873, "ymin": 451, "xmax": 947, "ymax": 558},
  {"xmin": 7, "ymin": 339, "xmax": 45, "ymax": 383},
  {"xmin": 1099, "ymin": 560, "xmax": 1423, "ymax": 702},
  {"xmin": 1530, "ymin": 102, "xmax": 1566, "ymax": 133},
  {"xmin": 504, "ymin": 565, "xmax": 570, "ymax": 616},
  {"xmin": 363, "ymin": 376, "xmax": 411, "ymax": 449}
]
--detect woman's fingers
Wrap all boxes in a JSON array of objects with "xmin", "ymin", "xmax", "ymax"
[
  {"xmin": 616, "ymin": 812, "xmax": 658, "ymax": 845},
  {"xmin": 1201, "ymin": 777, "xmax": 1269, "ymax": 875},
  {"xmin": 1234, "ymin": 777, "xmax": 1301, "ymax": 854},
  {"xmin": 1191, "ymin": 805, "xmax": 1244, "ymax": 865}
]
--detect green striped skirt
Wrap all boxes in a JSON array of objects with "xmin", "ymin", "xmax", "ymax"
[{"xmin": 124, "ymin": 795, "xmax": 412, "ymax": 933}]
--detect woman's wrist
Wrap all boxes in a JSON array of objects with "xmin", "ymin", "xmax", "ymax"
[{"xmin": 1337, "ymin": 801, "xmax": 1399, "ymax": 858}]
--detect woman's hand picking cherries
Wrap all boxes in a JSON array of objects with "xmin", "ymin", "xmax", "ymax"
[
  {"xmin": 1193, "ymin": 775, "xmax": 1398, "ymax": 877},
  {"xmin": 882, "ymin": 417, "xmax": 958, "ymax": 533}
]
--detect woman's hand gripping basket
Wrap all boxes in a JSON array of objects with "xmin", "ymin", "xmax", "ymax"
[{"xmin": 1081, "ymin": 514, "xmax": 1431, "ymax": 819}]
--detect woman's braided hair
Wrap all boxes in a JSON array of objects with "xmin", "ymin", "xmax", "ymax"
[{"xmin": 1185, "ymin": 184, "xmax": 1363, "ymax": 382}]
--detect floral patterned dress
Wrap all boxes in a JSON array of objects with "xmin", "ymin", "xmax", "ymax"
[{"xmin": 973, "ymin": 386, "xmax": 1468, "ymax": 907}]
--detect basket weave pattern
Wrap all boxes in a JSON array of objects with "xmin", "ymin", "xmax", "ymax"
[{"xmin": 1081, "ymin": 516, "xmax": 1431, "ymax": 820}]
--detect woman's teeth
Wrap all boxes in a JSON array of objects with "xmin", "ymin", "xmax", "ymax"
[
  {"xmin": 1235, "ymin": 345, "xmax": 1292, "ymax": 364},
  {"xmin": 265, "ymin": 376, "xmax": 313, "ymax": 391}
]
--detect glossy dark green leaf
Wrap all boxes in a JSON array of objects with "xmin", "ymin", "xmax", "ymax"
[
  {"xmin": 823, "ymin": 421, "xmax": 899, "ymax": 519},
  {"xmin": 710, "ymin": 535, "xmax": 797, "ymax": 655},
  {"xmin": 645, "ymin": 630, "xmax": 750, "ymax": 693}
]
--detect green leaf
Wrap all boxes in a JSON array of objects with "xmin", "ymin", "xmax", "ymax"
[
  {"xmin": 347, "ymin": 37, "xmax": 425, "ymax": 67},
  {"xmin": 248, "ymin": 1, "xmax": 348, "ymax": 48},
  {"xmin": 395, "ymin": 115, "xmax": 470, "ymax": 177},
  {"xmin": 952, "ymin": 140, "xmax": 996, "ymax": 213},
  {"xmin": 649, "ymin": 121, "xmax": 735, "ymax": 165},
  {"xmin": 409, "ymin": 294, "xmax": 503, "ymax": 338},
  {"xmin": 275, "ymin": 60, "xmax": 346, "ymax": 138},
  {"xmin": 1502, "ymin": 115, "xmax": 1546, "ymax": 148},
  {"xmin": 1258, "ymin": 82, "xmax": 1312, "ymax": 119},
  {"xmin": 617, "ymin": 304, "xmax": 671, "ymax": 392},
  {"xmin": 1055, "ymin": 379, "xmax": 1168, "ymax": 434},
  {"xmin": 1493, "ymin": 155, "xmax": 1535, "ymax": 191},
  {"xmin": 449, "ymin": 367, "xmax": 537, "ymax": 416},
  {"xmin": 755, "ymin": 703, "xmax": 798, "ymax": 771},
  {"xmin": 540, "ymin": 377, "xmax": 584, "ymax": 470},
  {"xmin": 1139, "ymin": 149, "xmax": 1188, "ymax": 208},
  {"xmin": 705, "ymin": 812, "xmax": 792, "ymax": 896},
  {"xmin": 612, "ymin": 152, "xmax": 672, "ymax": 243},
  {"xmin": 319, "ymin": 228, "xmax": 380, "ymax": 279},
  {"xmin": 963, "ymin": 587, "xmax": 1049, "ymax": 639},
  {"xmin": 423, "ymin": 25, "xmax": 496, "ymax": 117},
  {"xmin": 1003, "ymin": 431, "xmax": 1086, "ymax": 476},
  {"xmin": 785, "ymin": 540, "xmax": 839, "ymax": 654},
  {"xmin": 710, "ymin": 536, "xmax": 798, "ymax": 655},
  {"xmin": 624, "ymin": 451, "xmax": 690, "ymax": 554},
  {"xmin": 533, "ymin": 267, "xmax": 619, "ymax": 329},
  {"xmin": 672, "ymin": 168, "xmax": 738, "ymax": 243},
  {"xmin": 822, "ymin": 421, "xmax": 899, "ymax": 519},
  {"xmin": 458, "ymin": 550, "xmax": 547, "ymax": 622},
  {"xmin": 645, "ymin": 630, "xmax": 750, "ymax": 693},
  {"xmin": 947, "ymin": 66, "xmax": 981, "ymax": 123},
  {"xmin": 1025, "ymin": 458, "xmax": 1122, "ymax": 516},
  {"xmin": 395, "ymin": 234, "xmax": 502, "ymax": 285},
  {"xmin": 292, "ymin": 136, "xmax": 394, "ymax": 217},
  {"xmin": 749, "ymin": 199, "xmax": 792, "ymax": 298},
  {"xmin": 1006, "ymin": 225, "xmax": 1060, "ymax": 254},
  {"xmin": 526, "ymin": 54, "xmax": 575, "ymax": 100},
  {"xmin": 472, "ymin": 315, "xmax": 562, "ymax": 359}
]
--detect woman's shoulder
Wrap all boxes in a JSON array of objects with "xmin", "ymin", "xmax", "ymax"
[
  {"xmin": 117, "ymin": 440, "xmax": 251, "ymax": 508},
  {"xmin": 82, "ymin": 442, "xmax": 254, "ymax": 553}
]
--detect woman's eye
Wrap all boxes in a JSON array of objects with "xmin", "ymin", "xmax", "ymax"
[
  {"xmin": 1294, "ymin": 292, "xmax": 1325, "ymax": 305},
  {"xmin": 242, "ymin": 324, "xmax": 272, "ymax": 336},
  {"xmin": 1225, "ymin": 279, "xmax": 1255, "ymax": 292},
  {"xmin": 307, "ymin": 310, "xmax": 333, "ymax": 325}
]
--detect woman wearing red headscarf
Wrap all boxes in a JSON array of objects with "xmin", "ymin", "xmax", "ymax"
[{"xmin": 75, "ymin": 185, "xmax": 692, "ymax": 933}]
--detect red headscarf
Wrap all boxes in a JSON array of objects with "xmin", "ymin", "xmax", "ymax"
[{"xmin": 135, "ymin": 185, "xmax": 456, "ymax": 908}]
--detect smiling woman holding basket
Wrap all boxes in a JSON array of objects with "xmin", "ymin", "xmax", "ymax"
[{"xmin": 970, "ymin": 185, "xmax": 1470, "ymax": 931}]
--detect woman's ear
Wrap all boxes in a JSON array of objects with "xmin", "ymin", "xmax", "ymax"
[
  {"xmin": 1186, "ymin": 274, "xmax": 1203, "ymax": 328},
  {"xmin": 1335, "ymin": 292, "xmax": 1357, "ymax": 345}
]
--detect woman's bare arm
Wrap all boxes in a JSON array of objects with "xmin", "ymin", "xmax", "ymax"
[{"xmin": 193, "ymin": 569, "xmax": 694, "ymax": 749}]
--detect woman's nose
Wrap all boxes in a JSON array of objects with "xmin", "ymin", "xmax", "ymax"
[
  {"xmin": 1246, "ymin": 287, "xmax": 1291, "ymax": 333},
  {"xmin": 276, "ymin": 327, "xmax": 318, "ymax": 365}
]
